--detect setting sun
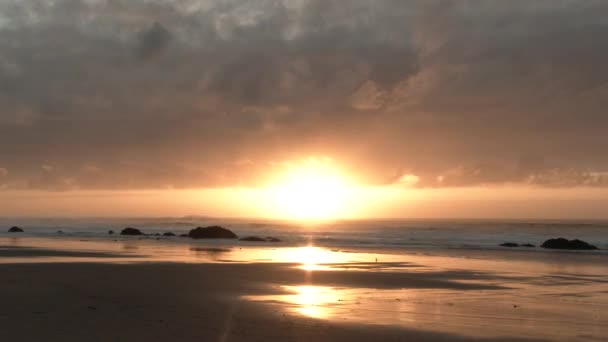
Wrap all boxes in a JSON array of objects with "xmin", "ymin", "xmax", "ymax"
[{"xmin": 268, "ymin": 159, "xmax": 353, "ymax": 220}]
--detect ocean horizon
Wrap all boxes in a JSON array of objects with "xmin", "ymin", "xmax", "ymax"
[{"xmin": 3, "ymin": 217, "xmax": 607, "ymax": 253}]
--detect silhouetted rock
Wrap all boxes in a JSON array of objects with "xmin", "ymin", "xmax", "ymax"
[
  {"xmin": 522, "ymin": 243, "xmax": 535, "ymax": 247},
  {"xmin": 108, "ymin": 230, "xmax": 114, "ymax": 235},
  {"xmin": 179, "ymin": 234, "xmax": 188, "ymax": 237},
  {"xmin": 120, "ymin": 227, "xmax": 143, "ymax": 236},
  {"xmin": 57, "ymin": 230, "xmax": 64, "ymax": 234},
  {"xmin": 8, "ymin": 226, "xmax": 23, "ymax": 233},
  {"xmin": 500, "ymin": 242, "xmax": 519, "ymax": 247},
  {"xmin": 240, "ymin": 236, "xmax": 266, "ymax": 242},
  {"xmin": 188, "ymin": 226, "xmax": 237, "ymax": 239},
  {"xmin": 240, "ymin": 236, "xmax": 282, "ymax": 242},
  {"xmin": 163, "ymin": 232, "xmax": 175, "ymax": 237},
  {"xmin": 541, "ymin": 238, "xmax": 597, "ymax": 250},
  {"xmin": 153, "ymin": 233, "xmax": 161, "ymax": 237}
]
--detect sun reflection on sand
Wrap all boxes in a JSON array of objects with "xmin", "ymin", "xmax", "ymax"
[
  {"xmin": 287, "ymin": 246, "xmax": 337, "ymax": 271},
  {"xmin": 288, "ymin": 285, "xmax": 337, "ymax": 318},
  {"xmin": 246, "ymin": 285, "xmax": 421, "ymax": 322},
  {"xmin": 243, "ymin": 285, "xmax": 348, "ymax": 319}
]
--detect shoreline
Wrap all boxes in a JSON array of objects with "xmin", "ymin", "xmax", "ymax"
[
  {"xmin": 1, "ymin": 238, "xmax": 607, "ymax": 341},
  {"xmin": 2, "ymin": 232, "xmax": 606, "ymax": 257},
  {"xmin": 0, "ymin": 262, "xmax": 546, "ymax": 342}
]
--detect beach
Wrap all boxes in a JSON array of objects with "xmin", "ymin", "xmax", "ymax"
[
  {"xmin": 0, "ymin": 233, "xmax": 606, "ymax": 342},
  {"xmin": 3, "ymin": 1, "xmax": 608, "ymax": 340}
]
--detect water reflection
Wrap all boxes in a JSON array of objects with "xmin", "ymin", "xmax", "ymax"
[
  {"xmin": 245, "ymin": 285, "xmax": 340, "ymax": 319},
  {"xmin": 189, "ymin": 247, "xmax": 231, "ymax": 261},
  {"xmin": 0, "ymin": 238, "xmax": 391, "ymax": 265},
  {"xmin": 288, "ymin": 285, "xmax": 337, "ymax": 318},
  {"xmin": 7, "ymin": 237, "xmax": 20, "ymax": 247},
  {"xmin": 121, "ymin": 241, "xmax": 140, "ymax": 251},
  {"xmin": 287, "ymin": 246, "xmax": 337, "ymax": 271}
]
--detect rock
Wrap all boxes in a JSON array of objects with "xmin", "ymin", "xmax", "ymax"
[
  {"xmin": 239, "ymin": 236, "xmax": 266, "ymax": 242},
  {"xmin": 499, "ymin": 242, "xmax": 535, "ymax": 248},
  {"xmin": 188, "ymin": 226, "xmax": 237, "ymax": 239},
  {"xmin": 153, "ymin": 233, "xmax": 161, "ymax": 237},
  {"xmin": 120, "ymin": 227, "xmax": 143, "ymax": 236},
  {"xmin": 239, "ymin": 236, "xmax": 282, "ymax": 242},
  {"xmin": 163, "ymin": 232, "xmax": 175, "ymax": 237},
  {"xmin": 239, "ymin": 236, "xmax": 281, "ymax": 242},
  {"xmin": 541, "ymin": 238, "xmax": 598, "ymax": 250},
  {"xmin": 8, "ymin": 226, "xmax": 23, "ymax": 233},
  {"xmin": 108, "ymin": 230, "xmax": 114, "ymax": 235},
  {"xmin": 57, "ymin": 230, "xmax": 64, "ymax": 234},
  {"xmin": 179, "ymin": 234, "xmax": 188, "ymax": 237}
]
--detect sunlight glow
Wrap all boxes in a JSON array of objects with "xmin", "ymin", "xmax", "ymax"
[
  {"xmin": 288, "ymin": 246, "xmax": 335, "ymax": 271},
  {"xmin": 288, "ymin": 285, "xmax": 337, "ymax": 318},
  {"xmin": 268, "ymin": 158, "xmax": 353, "ymax": 220}
]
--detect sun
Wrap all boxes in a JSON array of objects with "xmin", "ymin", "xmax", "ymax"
[{"xmin": 269, "ymin": 159, "xmax": 352, "ymax": 220}]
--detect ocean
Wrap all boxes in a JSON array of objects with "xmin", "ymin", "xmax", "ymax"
[{"xmin": 1, "ymin": 217, "xmax": 606, "ymax": 253}]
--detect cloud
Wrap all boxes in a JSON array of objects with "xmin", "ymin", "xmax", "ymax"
[
  {"xmin": 0, "ymin": 0, "xmax": 607, "ymax": 190},
  {"xmin": 136, "ymin": 22, "xmax": 172, "ymax": 60}
]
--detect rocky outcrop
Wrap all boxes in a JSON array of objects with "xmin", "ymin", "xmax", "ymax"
[
  {"xmin": 499, "ymin": 242, "xmax": 536, "ymax": 248},
  {"xmin": 188, "ymin": 226, "xmax": 237, "ymax": 239},
  {"xmin": 239, "ymin": 236, "xmax": 266, "ymax": 242},
  {"xmin": 108, "ymin": 230, "xmax": 114, "ymax": 235},
  {"xmin": 8, "ymin": 226, "xmax": 23, "ymax": 233},
  {"xmin": 239, "ymin": 236, "xmax": 282, "ymax": 242},
  {"xmin": 120, "ymin": 227, "xmax": 143, "ymax": 236},
  {"xmin": 541, "ymin": 238, "xmax": 597, "ymax": 250},
  {"xmin": 163, "ymin": 232, "xmax": 176, "ymax": 237}
]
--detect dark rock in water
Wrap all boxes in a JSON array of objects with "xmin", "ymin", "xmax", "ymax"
[
  {"xmin": 499, "ymin": 241, "xmax": 535, "ymax": 248},
  {"xmin": 108, "ymin": 230, "xmax": 114, "ymax": 235},
  {"xmin": 541, "ymin": 238, "xmax": 597, "ymax": 250},
  {"xmin": 163, "ymin": 232, "xmax": 175, "ymax": 237},
  {"xmin": 153, "ymin": 233, "xmax": 161, "ymax": 237},
  {"xmin": 239, "ymin": 236, "xmax": 282, "ymax": 242},
  {"xmin": 188, "ymin": 226, "xmax": 237, "ymax": 239},
  {"xmin": 569, "ymin": 239, "xmax": 598, "ymax": 250},
  {"xmin": 191, "ymin": 247, "xmax": 231, "ymax": 253},
  {"xmin": 8, "ymin": 226, "xmax": 23, "ymax": 233},
  {"xmin": 239, "ymin": 236, "xmax": 267, "ymax": 242},
  {"xmin": 57, "ymin": 230, "xmax": 64, "ymax": 234},
  {"xmin": 120, "ymin": 227, "xmax": 143, "ymax": 236},
  {"xmin": 179, "ymin": 234, "xmax": 188, "ymax": 237}
]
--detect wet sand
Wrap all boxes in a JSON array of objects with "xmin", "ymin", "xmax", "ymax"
[{"xmin": 0, "ymin": 240, "xmax": 606, "ymax": 341}]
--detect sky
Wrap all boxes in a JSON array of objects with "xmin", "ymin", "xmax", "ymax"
[{"xmin": 1, "ymin": 0, "xmax": 608, "ymax": 218}]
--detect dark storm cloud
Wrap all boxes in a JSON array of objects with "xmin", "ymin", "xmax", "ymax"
[
  {"xmin": 0, "ymin": 0, "xmax": 607, "ymax": 190},
  {"xmin": 136, "ymin": 22, "xmax": 172, "ymax": 60}
]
